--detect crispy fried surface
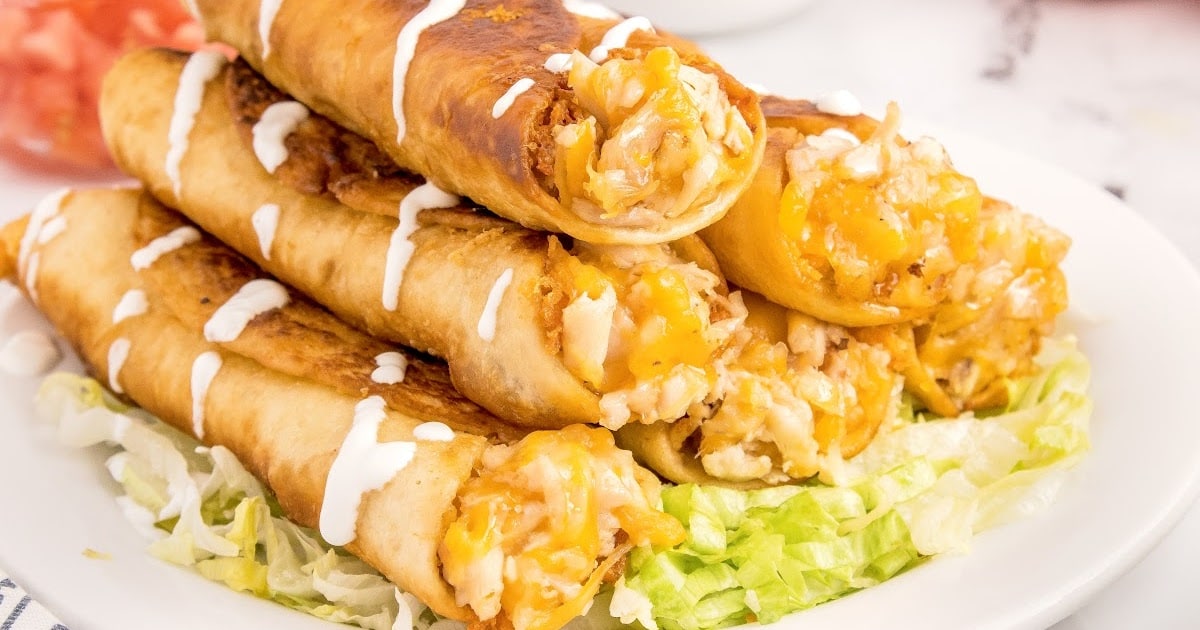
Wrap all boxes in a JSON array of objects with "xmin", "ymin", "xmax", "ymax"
[
  {"xmin": 195, "ymin": 0, "xmax": 765, "ymax": 244},
  {"xmin": 227, "ymin": 58, "xmax": 423, "ymax": 216},
  {"xmin": 132, "ymin": 195, "xmax": 526, "ymax": 444}
]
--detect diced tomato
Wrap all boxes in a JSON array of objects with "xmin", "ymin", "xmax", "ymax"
[{"xmin": 0, "ymin": 1, "xmax": 208, "ymax": 174}]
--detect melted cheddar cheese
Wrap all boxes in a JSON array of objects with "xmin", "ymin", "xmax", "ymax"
[
  {"xmin": 439, "ymin": 425, "xmax": 684, "ymax": 630},
  {"xmin": 554, "ymin": 47, "xmax": 755, "ymax": 226},
  {"xmin": 779, "ymin": 103, "xmax": 981, "ymax": 311},
  {"xmin": 553, "ymin": 240, "xmax": 741, "ymax": 429}
]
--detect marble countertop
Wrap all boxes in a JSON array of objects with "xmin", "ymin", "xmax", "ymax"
[{"xmin": 690, "ymin": 1, "xmax": 1199, "ymax": 628}]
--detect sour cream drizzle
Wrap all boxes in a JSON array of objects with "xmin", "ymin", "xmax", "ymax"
[
  {"xmin": 252, "ymin": 101, "xmax": 308, "ymax": 174},
  {"xmin": 113, "ymin": 289, "xmax": 149, "ymax": 324},
  {"xmin": 203, "ymin": 279, "xmax": 290, "ymax": 343},
  {"xmin": 589, "ymin": 16, "xmax": 654, "ymax": 62},
  {"xmin": 131, "ymin": 226, "xmax": 201, "ymax": 271},
  {"xmin": 252, "ymin": 203, "xmax": 281, "ymax": 260},
  {"xmin": 492, "ymin": 78, "xmax": 536, "ymax": 119},
  {"xmin": 37, "ymin": 216, "xmax": 67, "ymax": 245},
  {"xmin": 371, "ymin": 351, "xmax": 408, "ymax": 385},
  {"xmin": 477, "ymin": 268, "xmax": 513, "ymax": 342},
  {"xmin": 815, "ymin": 90, "xmax": 863, "ymax": 117},
  {"xmin": 190, "ymin": 351, "xmax": 222, "ymax": 439},
  {"xmin": 320, "ymin": 396, "xmax": 417, "ymax": 546},
  {"xmin": 382, "ymin": 182, "xmax": 460, "ymax": 311},
  {"xmin": 413, "ymin": 421, "xmax": 454, "ymax": 442},
  {"xmin": 562, "ymin": 0, "xmax": 620, "ymax": 20},
  {"xmin": 107, "ymin": 337, "xmax": 132, "ymax": 394},
  {"xmin": 392, "ymin": 0, "xmax": 467, "ymax": 144},
  {"xmin": 165, "ymin": 51, "xmax": 227, "ymax": 196},
  {"xmin": 258, "ymin": 0, "xmax": 284, "ymax": 59},
  {"xmin": 544, "ymin": 52, "xmax": 574, "ymax": 73},
  {"xmin": 18, "ymin": 187, "xmax": 69, "ymax": 276},
  {"xmin": 24, "ymin": 253, "xmax": 40, "ymax": 304}
]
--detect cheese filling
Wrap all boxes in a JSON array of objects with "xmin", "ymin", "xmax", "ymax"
[
  {"xmin": 552, "ymin": 240, "xmax": 742, "ymax": 429},
  {"xmin": 439, "ymin": 426, "xmax": 684, "ymax": 630},
  {"xmin": 553, "ymin": 47, "xmax": 755, "ymax": 226},
  {"xmin": 779, "ymin": 103, "xmax": 983, "ymax": 311},
  {"xmin": 684, "ymin": 308, "xmax": 900, "ymax": 485}
]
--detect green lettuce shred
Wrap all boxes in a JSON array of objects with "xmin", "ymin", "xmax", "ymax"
[
  {"xmin": 33, "ymin": 373, "xmax": 462, "ymax": 630},
  {"xmin": 616, "ymin": 338, "xmax": 1092, "ymax": 630},
  {"xmin": 31, "ymin": 335, "xmax": 1090, "ymax": 630}
]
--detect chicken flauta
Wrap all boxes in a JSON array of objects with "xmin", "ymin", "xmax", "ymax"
[
  {"xmin": 672, "ymin": 296, "xmax": 899, "ymax": 485},
  {"xmin": 439, "ymin": 425, "xmax": 685, "ymax": 630},
  {"xmin": 779, "ymin": 102, "xmax": 982, "ymax": 318},
  {"xmin": 856, "ymin": 197, "xmax": 1070, "ymax": 416},
  {"xmin": 549, "ymin": 239, "xmax": 743, "ymax": 430},
  {"xmin": 554, "ymin": 47, "xmax": 756, "ymax": 227}
]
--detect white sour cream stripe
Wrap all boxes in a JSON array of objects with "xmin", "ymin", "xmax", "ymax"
[
  {"xmin": 815, "ymin": 90, "xmax": 863, "ymax": 117},
  {"xmin": 165, "ymin": 51, "xmax": 228, "ymax": 196},
  {"xmin": 589, "ymin": 16, "xmax": 655, "ymax": 62},
  {"xmin": 477, "ymin": 268, "xmax": 514, "ymax": 342},
  {"xmin": 562, "ymin": 0, "xmax": 620, "ymax": 20},
  {"xmin": 203, "ymin": 279, "xmax": 290, "ymax": 343},
  {"xmin": 320, "ymin": 396, "xmax": 417, "ymax": 546},
  {"xmin": 258, "ymin": 0, "xmax": 284, "ymax": 59},
  {"xmin": 37, "ymin": 216, "xmax": 67, "ymax": 245},
  {"xmin": 492, "ymin": 78, "xmax": 536, "ymax": 119},
  {"xmin": 413, "ymin": 421, "xmax": 455, "ymax": 442},
  {"xmin": 393, "ymin": 0, "xmax": 468, "ymax": 144},
  {"xmin": 18, "ymin": 187, "xmax": 70, "ymax": 276},
  {"xmin": 252, "ymin": 203, "xmax": 281, "ymax": 260},
  {"xmin": 113, "ymin": 289, "xmax": 149, "ymax": 324},
  {"xmin": 371, "ymin": 351, "xmax": 408, "ymax": 385},
  {"xmin": 252, "ymin": 100, "xmax": 309, "ymax": 174},
  {"xmin": 382, "ymin": 182, "xmax": 460, "ymax": 311},
  {"xmin": 130, "ymin": 226, "xmax": 201, "ymax": 271},
  {"xmin": 544, "ymin": 52, "xmax": 574, "ymax": 73},
  {"xmin": 191, "ymin": 351, "xmax": 223, "ymax": 439},
  {"xmin": 24, "ymin": 253, "xmax": 40, "ymax": 305},
  {"xmin": 108, "ymin": 337, "xmax": 132, "ymax": 394}
]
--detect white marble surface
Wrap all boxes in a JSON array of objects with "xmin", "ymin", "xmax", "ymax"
[{"xmin": 690, "ymin": 1, "xmax": 1200, "ymax": 628}]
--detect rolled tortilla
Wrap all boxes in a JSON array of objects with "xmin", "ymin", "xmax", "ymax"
[
  {"xmin": 129, "ymin": 190, "xmax": 525, "ymax": 443},
  {"xmin": 617, "ymin": 289, "xmax": 901, "ymax": 487},
  {"xmin": 0, "ymin": 188, "xmax": 686, "ymax": 629},
  {"xmin": 700, "ymin": 98, "xmax": 985, "ymax": 327},
  {"xmin": 0, "ymin": 187, "xmax": 483, "ymax": 618},
  {"xmin": 856, "ymin": 197, "xmax": 1070, "ymax": 416},
  {"xmin": 190, "ymin": 0, "xmax": 766, "ymax": 244},
  {"xmin": 101, "ymin": 48, "xmax": 744, "ymax": 431}
]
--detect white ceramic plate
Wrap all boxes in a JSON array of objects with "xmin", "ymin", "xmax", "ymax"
[{"xmin": 2, "ymin": 123, "xmax": 1200, "ymax": 630}]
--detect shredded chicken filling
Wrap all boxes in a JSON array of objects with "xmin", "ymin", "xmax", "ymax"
[
  {"xmin": 683, "ymin": 308, "xmax": 900, "ymax": 484},
  {"xmin": 859, "ymin": 198, "xmax": 1071, "ymax": 415},
  {"xmin": 553, "ymin": 47, "xmax": 755, "ymax": 226},
  {"xmin": 554, "ymin": 240, "xmax": 742, "ymax": 429},
  {"xmin": 439, "ymin": 426, "xmax": 684, "ymax": 630},
  {"xmin": 779, "ymin": 103, "xmax": 983, "ymax": 309}
]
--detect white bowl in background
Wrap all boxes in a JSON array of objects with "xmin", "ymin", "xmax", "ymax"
[{"xmin": 602, "ymin": 0, "xmax": 814, "ymax": 36}]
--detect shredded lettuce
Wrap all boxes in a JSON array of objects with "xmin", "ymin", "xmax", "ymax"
[
  {"xmin": 34, "ymin": 373, "xmax": 464, "ymax": 630},
  {"xmin": 31, "ymin": 336, "xmax": 1090, "ymax": 630},
  {"xmin": 617, "ymin": 338, "xmax": 1092, "ymax": 630}
]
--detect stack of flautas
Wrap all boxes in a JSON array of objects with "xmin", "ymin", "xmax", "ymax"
[{"xmin": 1, "ymin": 2, "xmax": 1072, "ymax": 629}]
